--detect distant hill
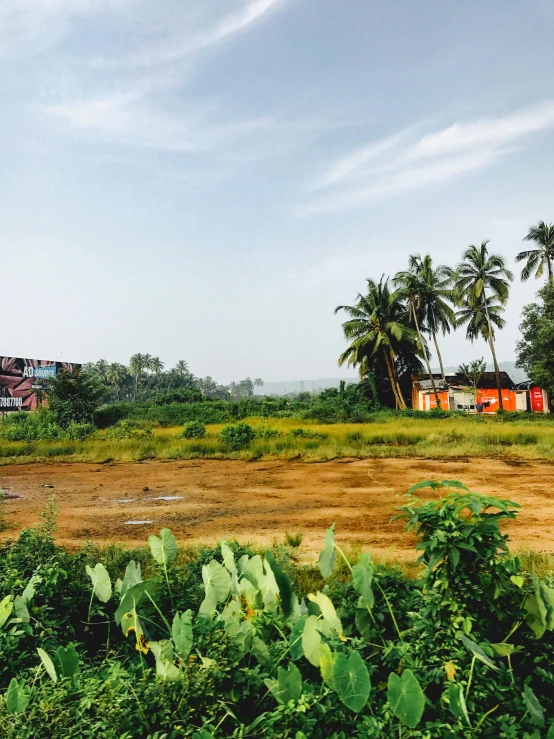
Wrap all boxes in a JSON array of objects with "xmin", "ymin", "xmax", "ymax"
[{"xmin": 258, "ymin": 362, "xmax": 528, "ymax": 396}]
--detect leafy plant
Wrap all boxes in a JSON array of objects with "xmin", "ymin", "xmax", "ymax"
[{"xmin": 219, "ymin": 422, "xmax": 255, "ymax": 450}]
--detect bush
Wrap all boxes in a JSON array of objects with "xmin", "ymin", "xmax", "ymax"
[
  {"xmin": 0, "ymin": 411, "xmax": 64, "ymax": 441},
  {"xmin": 48, "ymin": 369, "xmax": 104, "ymax": 428},
  {"xmin": 289, "ymin": 427, "xmax": 325, "ymax": 439},
  {"xmin": 104, "ymin": 420, "xmax": 153, "ymax": 440},
  {"xmin": 254, "ymin": 425, "xmax": 279, "ymax": 438},
  {"xmin": 219, "ymin": 422, "xmax": 255, "ymax": 450},
  {"xmin": 180, "ymin": 421, "xmax": 206, "ymax": 439},
  {"xmin": 66, "ymin": 422, "xmax": 95, "ymax": 441}
]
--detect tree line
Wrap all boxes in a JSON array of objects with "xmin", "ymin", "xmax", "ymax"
[
  {"xmin": 336, "ymin": 220, "xmax": 554, "ymax": 410},
  {"xmin": 83, "ymin": 355, "xmax": 264, "ymax": 403}
]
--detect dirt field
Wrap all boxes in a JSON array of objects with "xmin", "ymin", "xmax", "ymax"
[{"xmin": 1, "ymin": 457, "xmax": 553, "ymax": 559}]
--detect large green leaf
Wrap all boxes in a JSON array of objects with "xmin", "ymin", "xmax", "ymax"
[
  {"xmin": 265, "ymin": 551, "xmax": 293, "ymax": 617},
  {"xmin": 115, "ymin": 581, "xmax": 158, "ymax": 625},
  {"xmin": 388, "ymin": 669, "xmax": 425, "ymax": 728},
  {"xmin": 37, "ymin": 648, "xmax": 58, "ymax": 683},
  {"xmin": 307, "ymin": 592, "xmax": 342, "ymax": 635},
  {"xmin": 265, "ymin": 663, "xmax": 302, "ymax": 704},
  {"xmin": 319, "ymin": 643, "xmax": 338, "ymax": 690},
  {"xmin": 148, "ymin": 528, "xmax": 178, "ymax": 566},
  {"xmin": 491, "ymin": 643, "xmax": 515, "ymax": 657},
  {"xmin": 444, "ymin": 683, "xmax": 470, "ymax": 726},
  {"xmin": 199, "ymin": 560, "xmax": 231, "ymax": 616},
  {"xmin": 252, "ymin": 636, "xmax": 272, "ymax": 665},
  {"xmin": 522, "ymin": 684, "xmax": 545, "ymax": 727},
  {"xmin": 120, "ymin": 560, "xmax": 142, "ymax": 596},
  {"xmin": 5, "ymin": 679, "xmax": 29, "ymax": 714},
  {"xmin": 85, "ymin": 563, "xmax": 112, "ymax": 603},
  {"xmin": 150, "ymin": 640, "xmax": 181, "ymax": 681},
  {"xmin": 290, "ymin": 615, "xmax": 307, "ymax": 660},
  {"xmin": 318, "ymin": 524, "xmax": 337, "ymax": 578},
  {"xmin": 172, "ymin": 611, "xmax": 193, "ymax": 659},
  {"xmin": 54, "ymin": 645, "xmax": 80, "ymax": 678},
  {"xmin": 352, "ymin": 552, "xmax": 374, "ymax": 609},
  {"xmin": 525, "ymin": 575, "xmax": 548, "ymax": 638},
  {"xmin": 14, "ymin": 595, "xmax": 30, "ymax": 624},
  {"xmin": 460, "ymin": 635, "xmax": 497, "ymax": 670},
  {"xmin": 333, "ymin": 651, "xmax": 370, "ymax": 713},
  {"xmin": 0, "ymin": 595, "xmax": 14, "ymax": 629},
  {"xmin": 355, "ymin": 608, "xmax": 372, "ymax": 641},
  {"xmin": 302, "ymin": 615, "xmax": 322, "ymax": 666}
]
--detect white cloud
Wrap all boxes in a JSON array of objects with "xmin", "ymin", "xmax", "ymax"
[{"xmin": 304, "ymin": 101, "xmax": 554, "ymax": 214}]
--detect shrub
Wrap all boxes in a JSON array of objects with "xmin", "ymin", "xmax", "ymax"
[
  {"xmin": 254, "ymin": 425, "xmax": 279, "ymax": 439},
  {"xmin": 66, "ymin": 422, "xmax": 96, "ymax": 441},
  {"xmin": 180, "ymin": 421, "xmax": 206, "ymax": 439},
  {"xmin": 219, "ymin": 422, "xmax": 255, "ymax": 450},
  {"xmin": 104, "ymin": 420, "xmax": 153, "ymax": 440},
  {"xmin": 288, "ymin": 427, "xmax": 325, "ymax": 439},
  {"xmin": 0, "ymin": 411, "xmax": 64, "ymax": 441}
]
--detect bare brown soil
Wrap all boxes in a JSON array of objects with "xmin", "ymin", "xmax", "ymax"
[{"xmin": 1, "ymin": 458, "xmax": 553, "ymax": 560}]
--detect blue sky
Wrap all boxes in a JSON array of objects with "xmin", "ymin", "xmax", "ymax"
[{"xmin": 2, "ymin": 0, "xmax": 554, "ymax": 382}]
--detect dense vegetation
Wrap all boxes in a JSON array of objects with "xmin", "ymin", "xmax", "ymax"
[{"xmin": 1, "ymin": 481, "xmax": 554, "ymax": 737}]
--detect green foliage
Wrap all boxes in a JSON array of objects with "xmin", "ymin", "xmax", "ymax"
[
  {"xmin": 517, "ymin": 282, "xmax": 554, "ymax": 396},
  {"xmin": 4, "ymin": 481, "xmax": 554, "ymax": 737},
  {"xmin": 219, "ymin": 422, "xmax": 255, "ymax": 450},
  {"xmin": 180, "ymin": 421, "xmax": 207, "ymax": 439},
  {"xmin": 48, "ymin": 369, "xmax": 104, "ymax": 428}
]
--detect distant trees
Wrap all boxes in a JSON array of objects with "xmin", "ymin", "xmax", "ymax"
[
  {"xmin": 458, "ymin": 358, "xmax": 486, "ymax": 404},
  {"xmin": 516, "ymin": 222, "xmax": 554, "ymax": 282},
  {"xmin": 48, "ymin": 369, "xmax": 104, "ymax": 427},
  {"xmin": 516, "ymin": 282, "xmax": 554, "ymax": 396}
]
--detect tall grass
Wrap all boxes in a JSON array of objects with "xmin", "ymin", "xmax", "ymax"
[{"xmin": 1, "ymin": 415, "xmax": 554, "ymax": 464}]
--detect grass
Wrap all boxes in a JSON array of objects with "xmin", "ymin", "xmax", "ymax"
[{"xmin": 1, "ymin": 414, "xmax": 554, "ymax": 465}]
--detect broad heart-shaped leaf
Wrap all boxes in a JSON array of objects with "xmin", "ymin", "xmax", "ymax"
[
  {"xmin": 265, "ymin": 662, "xmax": 302, "ymax": 704},
  {"xmin": 491, "ymin": 642, "xmax": 515, "ymax": 657},
  {"xmin": 352, "ymin": 552, "xmax": 374, "ymax": 609},
  {"xmin": 355, "ymin": 608, "xmax": 372, "ymax": 641},
  {"xmin": 302, "ymin": 615, "xmax": 323, "ymax": 666},
  {"xmin": 85, "ymin": 563, "xmax": 112, "ymax": 603},
  {"xmin": 333, "ymin": 651, "xmax": 370, "ymax": 713},
  {"xmin": 148, "ymin": 528, "xmax": 178, "ymax": 566},
  {"xmin": 443, "ymin": 683, "xmax": 470, "ymax": 726},
  {"xmin": 150, "ymin": 640, "xmax": 181, "ymax": 682},
  {"xmin": 21, "ymin": 574, "xmax": 40, "ymax": 605},
  {"xmin": 388, "ymin": 669, "xmax": 425, "ymax": 728},
  {"xmin": 319, "ymin": 643, "xmax": 338, "ymax": 690},
  {"xmin": 54, "ymin": 644, "xmax": 79, "ymax": 678},
  {"xmin": 540, "ymin": 582, "xmax": 554, "ymax": 630},
  {"xmin": 37, "ymin": 648, "xmax": 57, "ymax": 683},
  {"xmin": 5, "ymin": 679, "xmax": 29, "ymax": 714},
  {"xmin": 460, "ymin": 635, "xmax": 498, "ymax": 670},
  {"xmin": 265, "ymin": 551, "xmax": 293, "ymax": 617},
  {"xmin": 307, "ymin": 592, "xmax": 342, "ymax": 635},
  {"xmin": 192, "ymin": 732, "xmax": 215, "ymax": 739},
  {"xmin": 318, "ymin": 524, "xmax": 337, "ymax": 579},
  {"xmin": 14, "ymin": 595, "xmax": 30, "ymax": 624},
  {"xmin": 0, "ymin": 595, "xmax": 14, "ymax": 629},
  {"xmin": 120, "ymin": 560, "xmax": 142, "ymax": 597},
  {"xmin": 115, "ymin": 580, "xmax": 158, "ymax": 625},
  {"xmin": 252, "ymin": 636, "xmax": 272, "ymax": 666},
  {"xmin": 522, "ymin": 684, "xmax": 545, "ymax": 727},
  {"xmin": 172, "ymin": 611, "xmax": 193, "ymax": 659},
  {"xmin": 408, "ymin": 479, "xmax": 442, "ymax": 493},
  {"xmin": 199, "ymin": 560, "xmax": 231, "ymax": 616},
  {"xmin": 121, "ymin": 608, "xmax": 149, "ymax": 654},
  {"xmin": 290, "ymin": 615, "xmax": 307, "ymax": 660},
  {"xmin": 547, "ymin": 725, "xmax": 554, "ymax": 739}
]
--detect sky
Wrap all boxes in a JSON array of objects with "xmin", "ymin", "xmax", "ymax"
[{"xmin": 2, "ymin": 0, "xmax": 554, "ymax": 383}]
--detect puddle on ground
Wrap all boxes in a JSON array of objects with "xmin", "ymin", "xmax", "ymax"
[
  {"xmin": 115, "ymin": 499, "xmax": 136, "ymax": 503},
  {"xmin": 147, "ymin": 495, "xmax": 184, "ymax": 501},
  {"xmin": 124, "ymin": 520, "xmax": 153, "ymax": 525}
]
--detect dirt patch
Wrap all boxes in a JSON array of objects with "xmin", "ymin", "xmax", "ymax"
[{"xmin": 1, "ymin": 458, "xmax": 553, "ymax": 559}]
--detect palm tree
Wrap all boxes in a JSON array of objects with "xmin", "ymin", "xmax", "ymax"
[
  {"xmin": 94, "ymin": 360, "xmax": 109, "ymax": 384},
  {"xmin": 253, "ymin": 378, "xmax": 264, "ymax": 395},
  {"xmin": 394, "ymin": 259, "xmax": 455, "ymax": 407},
  {"xmin": 455, "ymin": 242, "xmax": 513, "ymax": 410},
  {"xmin": 335, "ymin": 276, "xmax": 419, "ymax": 409},
  {"xmin": 407, "ymin": 254, "xmax": 456, "ymax": 384},
  {"xmin": 516, "ymin": 221, "xmax": 554, "ymax": 282},
  {"xmin": 150, "ymin": 357, "xmax": 164, "ymax": 374},
  {"xmin": 174, "ymin": 360, "xmax": 190, "ymax": 377},
  {"xmin": 129, "ymin": 353, "xmax": 146, "ymax": 400},
  {"xmin": 106, "ymin": 363, "xmax": 127, "ymax": 400},
  {"xmin": 142, "ymin": 354, "xmax": 153, "ymax": 373}
]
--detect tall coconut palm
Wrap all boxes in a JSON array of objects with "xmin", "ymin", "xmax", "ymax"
[
  {"xmin": 150, "ymin": 357, "xmax": 164, "ymax": 374},
  {"xmin": 253, "ymin": 378, "xmax": 264, "ymax": 395},
  {"xmin": 455, "ymin": 242, "xmax": 513, "ymax": 410},
  {"xmin": 516, "ymin": 221, "xmax": 554, "ymax": 282},
  {"xmin": 407, "ymin": 254, "xmax": 456, "ymax": 384},
  {"xmin": 106, "ymin": 363, "xmax": 127, "ymax": 400},
  {"xmin": 129, "ymin": 353, "xmax": 146, "ymax": 400},
  {"xmin": 174, "ymin": 360, "xmax": 190, "ymax": 377},
  {"xmin": 335, "ymin": 276, "xmax": 419, "ymax": 410},
  {"xmin": 393, "ymin": 264, "xmax": 448, "ymax": 408},
  {"xmin": 94, "ymin": 360, "xmax": 109, "ymax": 384}
]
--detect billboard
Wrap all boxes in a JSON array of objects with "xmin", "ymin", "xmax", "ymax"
[{"xmin": 0, "ymin": 357, "xmax": 81, "ymax": 412}]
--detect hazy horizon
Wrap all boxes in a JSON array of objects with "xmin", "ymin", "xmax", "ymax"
[{"xmin": 2, "ymin": 1, "xmax": 553, "ymax": 383}]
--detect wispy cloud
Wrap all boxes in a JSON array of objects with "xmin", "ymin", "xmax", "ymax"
[{"xmin": 303, "ymin": 101, "xmax": 554, "ymax": 214}]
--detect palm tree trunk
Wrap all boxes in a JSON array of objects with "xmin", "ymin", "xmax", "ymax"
[
  {"xmin": 548, "ymin": 254, "xmax": 553, "ymax": 282},
  {"xmin": 483, "ymin": 295, "xmax": 504, "ymax": 411},
  {"xmin": 412, "ymin": 300, "xmax": 440, "ymax": 408},
  {"xmin": 383, "ymin": 349, "xmax": 405, "ymax": 410},
  {"xmin": 432, "ymin": 332, "xmax": 446, "ymax": 384}
]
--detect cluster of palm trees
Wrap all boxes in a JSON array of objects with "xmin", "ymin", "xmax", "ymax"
[{"xmin": 336, "ymin": 220, "xmax": 554, "ymax": 411}]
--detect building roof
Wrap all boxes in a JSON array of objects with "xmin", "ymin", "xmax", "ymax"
[{"xmin": 414, "ymin": 371, "xmax": 515, "ymax": 390}]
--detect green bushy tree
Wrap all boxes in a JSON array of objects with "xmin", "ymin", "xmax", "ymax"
[{"xmin": 516, "ymin": 282, "xmax": 554, "ymax": 396}]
